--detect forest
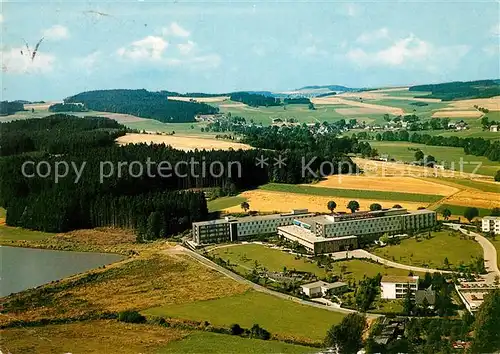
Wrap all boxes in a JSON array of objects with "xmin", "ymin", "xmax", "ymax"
[
  {"xmin": 409, "ymin": 79, "xmax": 500, "ymax": 100},
  {"xmin": 283, "ymin": 97, "xmax": 311, "ymax": 104},
  {"xmin": 229, "ymin": 92, "xmax": 281, "ymax": 107},
  {"xmin": 0, "ymin": 114, "xmax": 360, "ymax": 236},
  {"xmin": 64, "ymin": 89, "xmax": 219, "ymax": 123},
  {"xmin": 0, "ymin": 101, "xmax": 25, "ymax": 116},
  {"xmin": 48, "ymin": 103, "xmax": 88, "ymax": 112}
]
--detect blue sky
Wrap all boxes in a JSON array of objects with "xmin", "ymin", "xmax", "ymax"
[{"xmin": 2, "ymin": 0, "xmax": 499, "ymax": 100}]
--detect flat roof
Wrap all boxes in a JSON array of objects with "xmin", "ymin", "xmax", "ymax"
[
  {"xmin": 301, "ymin": 281, "xmax": 329, "ymax": 289},
  {"xmin": 381, "ymin": 275, "xmax": 419, "ymax": 284},
  {"xmin": 483, "ymin": 216, "xmax": 500, "ymax": 220},
  {"xmin": 193, "ymin": 210, "xmax": 315, "ymax": 226},
  {"xmin": 278, "ymin": 225, "xmax": 357, "ymax": 244}
]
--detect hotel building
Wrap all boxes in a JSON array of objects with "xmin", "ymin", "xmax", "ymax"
[
  {"xmin": 381, "ymin": 275, "xmax": 420, "ymax": 299},
  {"xmin": 482, "ymin": 216, "xmax": 500, "ymax": 235}
]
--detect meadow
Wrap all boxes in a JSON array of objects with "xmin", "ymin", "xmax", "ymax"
[
  {"xmin": 145, "ymin": 290, "xmax": 344, "ymax": 342},
  {"xmin": 429, "ymin": 178, "xmax": 500, "ymax": 193},
  {"xmin": 207, "ymin": 196, "xmax": 248, "ymax": 212},
  {"xmin": 211, "ymin": 243, "xmax": 421, "ymax": 283},
  {"xmin": 158, "ymin": 331, "xmax": 315, "ymax": 354},
  {"xmin": 435, "ymin": 204, "xmax": 492, "ymax": 219},
  {"xmin": 371, "ymin": 231, "xmax": 483, "ymax": 269}
]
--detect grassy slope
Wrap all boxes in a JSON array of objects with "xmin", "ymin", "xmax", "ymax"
[
  {"xmin": 435, "ymin": 204, "xmax": 492, "ymax": 218},
  {"xmin": 371, "ymin": 231, "xmax": 483, "ymax": 269},
  {"xmin": 0, "ymin": 224, "xmax": 54, "ymax": 241},
  {"xmin": 208, "ymin": 196, "xmax": 248, "ymax": 212},
  {"xmin": 368, "ymin": 141, "xmax": 498, "ymax": 176},
  {"xmin": 211, "ymin": 243, "xmax": 421, "ymax": 283},
  {"xmin": 429, "ymin": 178, "xmax": 500, "ymax": 193},
  {"xmin": 259, "ymin": 183, "xmax": 442, "ymax": 203},
  {"xmin": 145, "ymin": 290, "xmax": 343, "ymax": 342},
  {"xmin": 158, "ymin": 331, "xmax": 315, "ymax": 354}
]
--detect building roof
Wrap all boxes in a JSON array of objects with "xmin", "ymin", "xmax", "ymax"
[
  {"xmin": 301, "ymin": 281, "xmax": 329, "ymax": 289},
  {"xmin": 415, "ymin": 288, "xmax": 436, "ymax": 305},
  {"xmin": 483, "ymin": 216, "xmax": 500, "ymax": 221},
  {"xmin": 322, "ymin": 281, "xmax": 348, "ymax": 290},
  {"xmin": 193, "ymin": 210, "xmax": 315, "ymax": 226},
  {"xmin": 278, "ymin": 225, "xmax": 357, "ymax": 243},
  {"xmin": 381, "ymin": 275, "xmax": 419, "ymax": 284}
]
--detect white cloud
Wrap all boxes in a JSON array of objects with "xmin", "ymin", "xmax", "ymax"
[
  {"xmin": 346, "ymin": 3, "xmax": 361, "ymax": 17},
  {"xmin": 491, "ymin": 23, "xmax": 500, "ymax": 37},
  {"xmin": 0, "ymin": 14, "xmax": 3, "ymax": 23},
  {"xmin": 346, "ymin": 34, "xmax": 469, "ymax": 71},
  {"xmin": 302, "ymin": 44, "xmax": 328, "ymax": 57},
  {"xmin": 117, "ymin": 36, "xmax": 168, "ymax": 60},
  {"xmin": 75, "ymin": 51, "xmax": 101, "ymax": 73},
  {"xmin": 483, "ymin": 44, "xmax": 499, "ymax": 56},
  {"xmin": 177, "ymin": 40, "xmax": 196, "ymax": 55},
  {"xmin": 162, "ymin": 22, "xmax": 190, "ymax": 37},
  {"xmin": 1, "ymin": 47, "xmax": 55, "ymax": 74},
  {"xmin": 356, "ymin": 28, "xmax": 389, "ymax": 43},
  {"xmin": 43, "ymin": 25, "xmax": 70, "ymax": 41}
]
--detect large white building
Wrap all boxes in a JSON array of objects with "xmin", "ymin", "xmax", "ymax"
[
  {"xmin": 192, "ymin": 209, "xmax": 316, "ymax": 245},
  {"xmin": 277, "ymin": 208, "xmax": 436, "ymax": 254},
  {"xmin": 381, "ymin": 275, "xmax": 419, "ymax": 299},
  {"xmin": 482, "ymin": 216, "xmax": 500, "ymax": 235}
]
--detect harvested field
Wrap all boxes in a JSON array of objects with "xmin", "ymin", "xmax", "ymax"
[
  {"xmin": 222, "ymin": 189, "xmax": 426, "ymax": 214},
  {"xmin": 445, "ymin": 190, "xmax": 500, "ymax": 210},
  {"xmin": 338, "ymin": 89, "xmax": 440, "ymax": 103},
  {"xmin": 311, "ymin": 175, "xmax": 458, "ymax": 196},
  {"xmin": 116, "ymin": 133, "xmax": 251, "ymax": 151},
  {"xmin": 91, "ymin": 112, "xmax": 147, "ymax": 123},
  {"xmin": 312, "ymin": 96, "xmax": 404, "ymax": 115},
  {"xmin": 0, "ymin": 320, "xmax": 188, "ymax": 354},
  {"xmin": 447, "ymin": 96, "xmax": 500, "ymax": 111},
  {"xmin": 24, "ymin": 101, "xmax": 62, "ymax": 110},
  {"xmin": 431, "ymin": 110, "xmax": 483, "ymax": 118},
  {"xmin": 335, "ymin": 107, "xmax": 389, "ymax": 115},
  {"xmin": 218, "ymin": 102, "xmax": 247, "ymax": 108},
  {"xmin": 352, "ymin": 158, "xmax": 493, "ymax": 180},
  {"xmin": 167, "ymin": 96, "xmax": 229, "ymax": 103}
]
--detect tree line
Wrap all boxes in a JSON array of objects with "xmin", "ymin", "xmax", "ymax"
[
  {"xmin": 48, "ymin": 103, "xmax": 88, "ymax": 112},
  {"xmin": 409, "ymin": 79, "xmax": 500, "ymax": 101},
  {"xmin": 0, "ymin": 101, "xmax": 25, "ymax": 116},
  {"xmin": 229, "ymin": 92, "xmax": 281, "ymax": 107},
  {"xmin": 64, "ymin": 89, "xmax": 219, "ymax": 123}
]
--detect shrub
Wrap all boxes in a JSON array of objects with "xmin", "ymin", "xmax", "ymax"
[
  {"xmin": 118, "ymin": 310, "xmax": 146, "ymax": 323},
  {"xmin": 230, "ymin": 323, "xmax": 244, "ymax": 335}
]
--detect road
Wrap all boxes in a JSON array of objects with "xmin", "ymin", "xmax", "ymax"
[
  {"xmin": 329, "ymin": 249, "xmax": 452, "ymax": 274},
  {"xmin": 444, "ymin": 223, "xmax": 500, "ymax": 283},
  {"xmin": 168, "ymin": 245, "xmax": 381, "ymax": 318}
]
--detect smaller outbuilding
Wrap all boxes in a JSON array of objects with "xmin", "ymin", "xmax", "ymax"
[{"xmin": 300, "ymin": 281, "xmax": 349, "ymax": 297}]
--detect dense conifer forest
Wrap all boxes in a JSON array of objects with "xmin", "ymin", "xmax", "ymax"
[
  {"xmin": 410, "ymin": 80, "xmax": 500, "ymax": 100},
  {"xmin": 229, "ymin": 92, "xmax": 281, "ymax": 107},
  {"xmin": 64, "ymin": 89, "xmax": 219, "ymax": 123},
  {"xmin": 48, "ymin": 103, "xmax": 88, "ymax": 112}
]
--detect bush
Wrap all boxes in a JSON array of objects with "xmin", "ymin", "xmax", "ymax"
[
  {"xmin": 118, "ymin": 310, "xmax": 146, "ymax": 324},
  {"xmin": 230, "ymin": 323, "xmax": 244, "ymax": 335},
  {"xmin": 250, "ymin": 324, "xmax": 271, "ymax": 340}
]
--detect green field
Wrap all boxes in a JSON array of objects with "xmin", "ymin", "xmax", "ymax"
[
  {"xmin": 208, "ymin": 196, "xmax": 248, "ymax": 212},
  {"xmin": 431, "ymin": 178, "xmax": 500, "ymax": 193},
  {"xmin": 435, "ymin": 204, "xmax": 492, "ymax": 218},
  {"xmin": 211, "ymin": 243, "xmax": 421, "ymax": 283},
  {"xmin": 371, "ymin": 231, "xmax": 483, "ymax": 269},
  {"xmin": 145, "ymin": 291, "xmax": 344, "ymax": 341},
  {"xmin": 125, "ymin": 119, "xmax": 213, "ymax": 136},
  {"xmin": 259, "ymin": 183, "xmax": 442, "ymax": 203},
  {"xmin": 0, "ymin": 225, "xmax": 54, "ymax": 241},
  {"xmin": 158, "ymin": 331, "xmax": 316, "ymax": 354},
  {"xmin": 0, "ymin": 207, "xmax": 5, "ymax": 219},
  {"xmin": 368, "ymin": 141, "xmax": 499, "ymax": 176}
]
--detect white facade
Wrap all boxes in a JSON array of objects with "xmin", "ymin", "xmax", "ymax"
[
  {"xmin": 482, "ymin": 216, "xmax": 500, "ymax": 235},
  {"xmin": 381, "ymin": 276, "xmax": 419, "ymax": 299}
]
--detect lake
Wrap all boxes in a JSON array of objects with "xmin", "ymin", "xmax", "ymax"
[{"xmin": 1, "ymin": 246, "xmax": 124, "ymax": 297}]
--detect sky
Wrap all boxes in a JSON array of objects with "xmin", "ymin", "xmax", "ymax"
[{"xmin": 1, "ymin": 0, "xmax": 499, "ymax": 100}]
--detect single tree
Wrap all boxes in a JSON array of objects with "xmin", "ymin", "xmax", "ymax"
[
  {"xmin": 347, "ymin": 200, "xmax": 360, "ymax": 213},
  {"xmin": 392, "ymin": 204, "xmax": 403, "ymax": 209},
  {"xmin": 442, "ymin": 208, "xmax": 452, "ymax": 220},
  {"xmin": 327, "ymin": 200, "xmax": 337, "ymax": 213},
  {"xmin": 495, "ymin": 170, "xmax": 500, "ymax": 182},
  {"xmin": 443, "ymin": 257, "xmax": 450, "ymax": 269},
  {"xmin": 240, "ymin": 201, "xmax": 250, "ymax": 212},
  {"xmin": 464, "ymin": 207, "xmax": 479, "ymax": 222},
  {"xmin": 324, "ymin": 313, "xmax": 367, "ymax": 353},
  {"xmin": 491, "ymin": 207, "xmax": 500, "ymax": 217},
  {"xmin": 369, "ymin": 203, "xmax": 382, "ymax": 211},
  {"xmin": 414, "ymin": 150, "xmax": 424, "ymax": 161}
]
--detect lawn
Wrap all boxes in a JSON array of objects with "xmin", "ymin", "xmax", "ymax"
[
  {"xmin": 211, "ymin": 243, "xmax": 421, "ymax": 283},
  {"xmin": 208, "ymin": 196, "xmax": 248, "ymax": 212},
  {"xmin": 368, "ymin": 141, "xmax": 499, "ymax": 177},
  {"xmin": 144, "ymin": 290, "xmax": 344, "ymax": 341},
  {"xmin": 125, "ymin": 119, "xmax": 213, "ymax": 136},
  {"xmin": 259, "ymin": 183, "xmax": 442, "ymax": 203},
  {"xmin": 435, "ymin": 204, "xmax": 492, "ymax": 218},
  {"xmin": 158, "ymin": 331, "xmax": 316, "ymax": 354},
  {"xmin": 0, "ymin": 225, "xmax": 54, "ymax": 241},
  {"xmin": 371, "ymin": 231, "xmax": 483, "ymax": 270}
]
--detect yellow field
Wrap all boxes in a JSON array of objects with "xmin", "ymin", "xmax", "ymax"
[
  {"xmin": 431, "ymin": 110, "xmax": 483, "ymax": 118},
  {"xmin": 0, "ymin": 320, "xmax": 188, "ymax": 354},
  {"xmin": 310, "ymin": 175, "xmax": 458, "ymax": 196},
  {"xmin": 223, "ymin": 189, "xmax": 425, "ymax": 214},
  {"xmin": 446, "ymin": 190, "xmax": 500, "ymax": 210},
  {"xmin": 338, "ymin": 89, "xmax": 440, "ymax": 103},
  {"xmin": 447, "ymin": 96, "xmax": 500, "ymax": 111},
  {"xmin": 116, "ymin": 133, "xmax": 252, "ymax": 151},
  {"xmin": 311, "ymin": 96, "xmax": 404, "ymax": 115}
]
